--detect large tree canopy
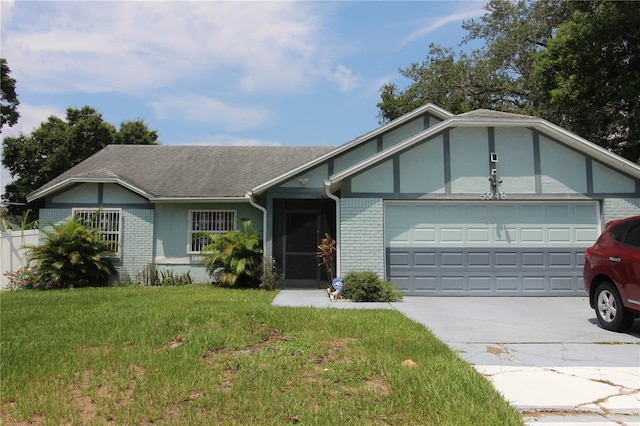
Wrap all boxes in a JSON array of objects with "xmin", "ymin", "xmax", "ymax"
[
  {"xmin": 1, "ymin": 58, "xmax": 20, "ymax": 132},
  {"xmin": 377, "ymin": 0, "xmax": 640, "ymax": 163},
  {"xmin": 2, "ymin": 106, "xmax": 159, "ymax": 218},
  {"xmin": 532, "ymin": 1, "xmax": 640, "ymax": 162}
]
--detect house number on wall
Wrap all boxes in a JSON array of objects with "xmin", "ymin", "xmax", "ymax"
[{"xmin": 480, "ymin": 192, "xmax": 507, "ymax": 200}]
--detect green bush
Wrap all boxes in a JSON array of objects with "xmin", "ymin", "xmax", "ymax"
[
  {"xmin": 200, "ymin": 219, "xmax": 262, "ymax": 287},
  {"xmin": 24, "ymin": 216, "xmax": 117, "ymax": 289},
  {"xmin": 341, "ymin": 271, "xmax": 403, "ymax": 302}
]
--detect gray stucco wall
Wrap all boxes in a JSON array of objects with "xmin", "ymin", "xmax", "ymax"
[{"xmin": 339, "ymin": 198, "xmax": 385, "ymax": 278}]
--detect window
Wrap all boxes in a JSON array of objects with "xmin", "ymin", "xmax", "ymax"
[
  {"xmin": 189, "ymin": 210, "xmax": 236, "ymax": 253},
  {"xmin": 623, "ymin": 221, "xmax": 640, "ymax": 248},
  {"xmin": 72, "ymin": 208, "xmax": 122, "ymax": 255},
  {"xmin": 609, "ymin": 221, "xmax": 630, "ymax": 242}
]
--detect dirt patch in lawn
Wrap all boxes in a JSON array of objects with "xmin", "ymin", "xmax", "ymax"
[
  {"xmin": 166, "ymin": 335, "xmax": 187, "ymax": 350},
  {"xmin": 0, "ymin": 402, "xmax": 46, "ymax": 426},
  {"xmin": 317, "ymin": 337, "xmax": 357, "ymax": 365},
  {"xmin": 366, "ymin": 377, "xmax": 391, "ymax": 395},
  {"xmin": 69, "ymin": 364, "xmax": 146, "ymax": 424},
  {"xmin": 200, "ymin": 334, "xmax": 391, "ymax": 417},
  {"xmin": 202, "ymin": 326, "xmax": 290, "ymax": 361},
  {"xmin": 1, "ymin": 364, "xmax": 147, "ymax": 426}
]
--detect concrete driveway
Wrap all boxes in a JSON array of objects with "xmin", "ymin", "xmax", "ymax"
[
  {"xmin": 394, "ymin": 297, "xmax": 640, "ymax": 425},
  {"xmin": 273, "ymin": 291, "xmax": 640, "ymax": 425}
]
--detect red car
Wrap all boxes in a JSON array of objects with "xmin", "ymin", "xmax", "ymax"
[{"xmin": 584, "ymin": 216, "xmax": 640, "ymax": 331}]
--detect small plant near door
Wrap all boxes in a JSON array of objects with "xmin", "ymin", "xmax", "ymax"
[
  {"xmin": 259, "ymin": 256, "xmax": 282, "ymax": 291},
  {"xmin": 317, "ymin": 233, "xmax": 336, "ymax": 283}
]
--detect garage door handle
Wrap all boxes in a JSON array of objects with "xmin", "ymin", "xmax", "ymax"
[{"xmin": 608, "ymin": 256, "xmax": 621, "ymax": 263}]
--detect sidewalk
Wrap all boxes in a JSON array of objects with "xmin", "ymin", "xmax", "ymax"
[{"xmin": 273, "ymin": 290, "xmax": 640, "ymax": 426}]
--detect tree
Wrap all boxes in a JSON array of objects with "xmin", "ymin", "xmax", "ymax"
[
  {"xmin": 1, "ymin": 106, "xmax": 159, "ymax": 218},
  {"xmin": 378, "ymin": 0, "xmax": 571, "ymax": 123},
  {"xmin": 378, "ymin": 44, "xmax": 514, "ymax": 119},
  {"xmin": 532, "ymin": 1, "xmax": 640, "ymax": 161},
  {"xmin": 376, "ymin": 0, "xmax": 640, "ymax": 162},
  {"xmin": 115, "ymin": 119, "xmax": 159, "ymax": 145},
  {"xmin": 1, "ymin": 58, "xmax": 20, "ymax": 132}
]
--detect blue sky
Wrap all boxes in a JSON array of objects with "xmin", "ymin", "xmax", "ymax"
[{"xmin": 1, "ymin": 0, "xmax": 487, "ymax": 197}]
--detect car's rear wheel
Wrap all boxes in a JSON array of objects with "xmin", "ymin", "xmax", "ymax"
[{"xmin": 594, "ymin": 282, "xmax": 634, "ymax": 331}]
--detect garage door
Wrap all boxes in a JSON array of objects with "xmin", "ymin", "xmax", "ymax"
[{"xmin": 385, "ymin": 202, "xmax": 599, "ymax": 296}]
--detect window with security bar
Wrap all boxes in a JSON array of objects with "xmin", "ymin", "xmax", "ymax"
[
  {"xmin": 189, "ymin": 210, "xmax": 236, "ymax": 253},
  {"xmin": 72, "ymin": 208, "xmax": 122, "ymax": 255}
]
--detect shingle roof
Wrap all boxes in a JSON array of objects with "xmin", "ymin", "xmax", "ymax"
[
  {"xmin": 456, "ymin": 109, "xmax": 535, "ymax": 119},
  {"xmin": 30, "ymin": 145, "xmax": 336, "ymax": 199}
]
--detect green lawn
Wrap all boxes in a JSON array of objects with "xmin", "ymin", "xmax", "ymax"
[{"xmin": 0, "ymin": 286, "xmax": 523, "ymax": 425}]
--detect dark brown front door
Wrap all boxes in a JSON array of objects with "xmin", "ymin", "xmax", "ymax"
[{"xmin": 283, "ymin": 211, "xmax": 321, "ymax": 288}]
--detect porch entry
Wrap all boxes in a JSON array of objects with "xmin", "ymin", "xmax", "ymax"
[{"xmin": 273, "ymin": 199, "xmax": 335, "ymax": 289}]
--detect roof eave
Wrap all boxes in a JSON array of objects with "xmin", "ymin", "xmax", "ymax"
[
  {"xmin": 26, "ymin": 177, "xmax": 154, "ymax": 203},
  {"xmin": 251, "ymin": 103, "xmax": 454, "ymax": 196},
  {"xmin": 533, "ymin": 120, "xmax": 640, "ymax": 178},
  {"xmin": 328, "ymin": 118, "xmax": 453, "ymax": 186},
  {"xmin": 150, "ymin": 196, "xmax": 250, "ymax": 204}
]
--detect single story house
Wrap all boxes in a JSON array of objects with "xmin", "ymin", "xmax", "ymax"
[{"xmin": 27, "ymin": 104, "xmax": 640, "ymax": 296}]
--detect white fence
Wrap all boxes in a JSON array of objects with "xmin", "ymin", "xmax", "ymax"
[{"xmin": 0, "ymin": 229, "xmax": 39, "ymax": 289}]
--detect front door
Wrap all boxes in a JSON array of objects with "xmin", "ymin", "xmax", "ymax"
[{"xmin": 283, "ymin": 210, "xmax": 321, "ymax": 288}]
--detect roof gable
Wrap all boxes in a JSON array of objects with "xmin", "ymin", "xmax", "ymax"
[
  {"xmin": 327, "ymin": 112, "xmax": 640, "ymax": 192},
  {"xmin": 250, "ymin": 103, "xmax": 453, "ymax": 195}
]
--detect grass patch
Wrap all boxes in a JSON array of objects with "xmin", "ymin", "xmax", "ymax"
[{"xmin": 1, "ymin": 286, "xmax": 522, "ymax": 425}]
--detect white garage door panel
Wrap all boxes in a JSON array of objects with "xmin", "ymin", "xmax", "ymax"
[
  {"xmin": 386, "ymin": 202, "xmax": 599, "ymax": 248},
  {"xmin": 385, "ymin": 202, "xmax": 597, "ymax": 296}
]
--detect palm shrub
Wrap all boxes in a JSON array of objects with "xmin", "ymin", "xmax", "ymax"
[
  {"xmin": 200, "ymin": 219, "xmax": 262, "ymax": 287},
  {"xmin": 25, "ymin": 216, "xmax": 117, "ymax": 289},
  {"xmin": 341, "ymin": 271, "xmax": 403, "ymax": 302}
]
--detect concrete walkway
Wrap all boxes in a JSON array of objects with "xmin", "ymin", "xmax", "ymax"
[{"xmin": 273, "ymin": 290, "xmax": 640, "ymax": 426}]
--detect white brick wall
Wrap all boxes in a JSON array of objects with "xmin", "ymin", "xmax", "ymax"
[
  {"xmin": 119, "ymin": 209, "xmax": 154, "ymax": 278},
  {"xmin": 339, "ymin": 198, "xmax": 385, "ymax": 278},
  {"xmin": 603, "ymin": 198, "xmax": 640, "ymax": 222},
  {"xmin": 39, "ymin": 207, "xmax": 155, "ymax": 280}
]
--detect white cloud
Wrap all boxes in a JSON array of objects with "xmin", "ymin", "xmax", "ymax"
[
  {"xmin": 150, "ymin": 94, "xmax": 272, "ymax": 132},
  {"xmin": 2, "ymin": 1, "xmax": 349, "ymax": 95},
  {"xmin": 399, "ymin": 7, "xmax": 486, "ymax": 49},
  {"xmin": 0, "ymin": 0, "xmax": 15, "ymax": 24},
  {"xmin": 2, "ymin": 103, "xmax": 65, "ymax": 137},
  {"xmin": 329, "ymin": 64, "xmax": 362, "ymax": 92}
]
